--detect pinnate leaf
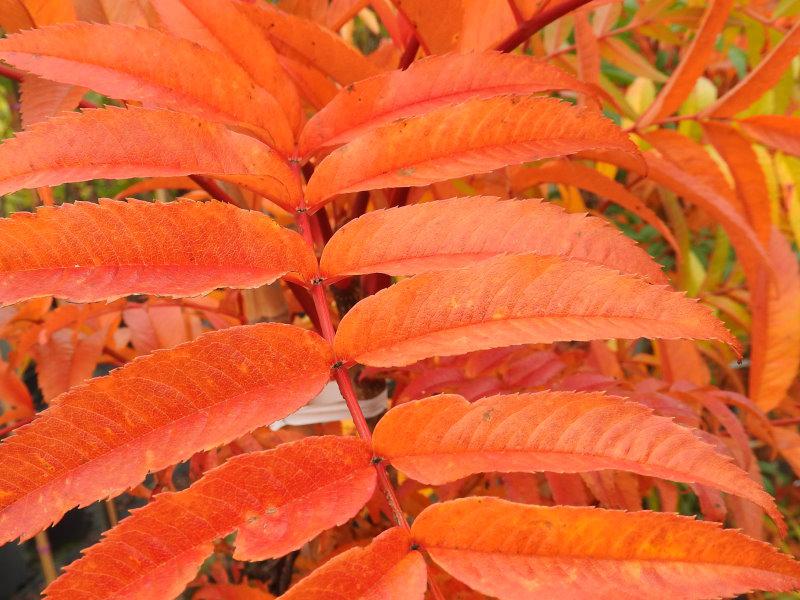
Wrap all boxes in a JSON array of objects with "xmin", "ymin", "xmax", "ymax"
[
  {"xmin": 0, "ymin": 323, "xmax": 333, "ymax": 542},
  {"xmin": 412, "ymin": 497, "xmax": 800, "ymax": 599},
  {"xmin": 320, "ymin": 196, "xmax": 666, "ymax": 283},
  {"xmin": 304, "ymin": 95, "xmax": 642, "ymax": 209},
  {"xmin": 0, "ymin": 106, "xmax": 301, "ymax": 210},
  {"xmin": 298, "ymin": 51, "xmax": 597, "ymax": 156},
  {"xmin": 0, "ymin": 23, "xmax": 294, "ymax": 153},
  {"xmin": 44, "ymin": 436, "xmax": 375, "ymax": 600},
  {"xmin": 0, "ymin": 199, "xmax": 316, "ymax": 306},
  {"xmin": 373, "ymin": 392, "xmax": 784, "ymax": 532},
  {"xmin": 334, "ymin": 254, "xmax": 739, "ymax": 367},
  {"xmin": 280, "ymin": 527, "xmax": 427, "ymax": 600}
]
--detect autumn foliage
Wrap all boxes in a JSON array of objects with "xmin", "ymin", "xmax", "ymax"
[{"xmin": 0, "ymin": 0, "xmax": 798, "ymax": 598}]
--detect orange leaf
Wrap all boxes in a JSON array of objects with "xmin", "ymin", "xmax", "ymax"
[
  {"xmin": 741, "ymin": 115, "xmax": 800, "ymax": 157},
  {"xmin": 320, "ymin": 196, "xmax": 666, "ymax": 283},
  {"xmin": 334, "ymin": 254, "xmax": 739, "ymax": 367},
  {"xmin": 194, "ymin": 584, "xmax": 274, "ymax": 600},
  {"xmin": 0, "ymin": 22, "xmax": 294, "ymax": 154},
  {"xmin": 305, "ymin": 95, "xmax": 642, "ymax": 209},
  {"xmin": 0, "ymin": 199, "xmax": 315, "ymax": 306},
  {"xmin": 44, "ymin": 436, "xmax": 375, "ymax": 600},
  {"xmin": 706, "ymin": 21, "xmax": 800, "ymax": 118},
  {"xmin": 280, "ymin": 527, "xmax": 427, "ymax": 599},
  {"xmin": 412, "ymin": 497, "xmax": 800, "ymax": 599},
  {"xmin": 0, "ymin": 107, "xmax": 301, "ymax": 210},
  {"xmin": 298, "ymin": 51, "xmax": 597, "ymax": 156},
  {"xmin": 702, "ymin": 121, "xmax": 772, "ymax": 242},
  {"xmin": 373, "ymin": 392, "xmax": 784, "ymax": 533},
  {"xmin": 35, "ymin": 312, "xmax": 119, "ymax": 401},
  {"xmin": 0, "ymin": 323, "xmax": 333, "ymax": 542},
  {"xmin": 0, "ymin": 359, "xmax": 34, "ymax": 428},
  {"xmin": 18, "ymin": 75, "xmax": 86, "ymax": 128},
  {"xmin": 391, "ymin": 0, "xmax": 462, "ymax": 53},
  {"xmin": 151, "ymin": 0, "xmax": 301, "ymax": 133},
  {"xmin": 638, "ymin": 0, "xmax": 734, "ymax": 126},
  {"xmin": 642, "ymin": 150, "xmax": 768, "ymax": 278},
  {"xmin": 509, "ymin": 160, "xmax": 680, "ymax": 255},
  {"xmin": 0, "ymin": 0, "xmax": 35, "ymax": 33},
  {"xmin": 749, "ymin": 231, "xmax": 800, "ymax": 411},
  {"xmin": 237, "ymin": 1, "xmax": 379, "ymax": 86}
]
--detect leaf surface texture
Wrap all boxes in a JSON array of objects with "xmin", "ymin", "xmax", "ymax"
[
  {"xmin": 334, "ymin": 254, "xmax": 739, "ymax": 367},
  {"xmin": 0, "ymin": 199, "xmax": 315, "ymax": 305},
  {"xmin": 412, "ymin": 497, "xmax": 800, "ymax": 599},
  {"xmin": 0, "ymin": 323, "xmax": 333, "ymax": 542}
]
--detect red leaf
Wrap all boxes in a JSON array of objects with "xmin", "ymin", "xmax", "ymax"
[
  {"xmin": 305, "ymin": 95, "xmax": 642, "ymax": 209},
  {"xmin": 0, "ymin": 199, "xmax": 316, "ymax": 306},
  {"xmin": 298, "ymin": 51, "xmax": 598, "ymax": 156},
  {"xmin": 0, "ymin": 323, "xmax": 333, "ymax": 542},
  {"xmin": 412, "ymin": 497, "xmax": 800, "ymax": 599},
  {"xmin": 373, "ymin": 392, "xmax": 784, "ymax": 533},
  {"xmin": 334, "ymin": 254, "xmax": 739, "ymax": 367},
  {"xmin": 320, "ymin": 196, "xmax": 666, "ymax": 283},
  {"xmin": 44, "ymin": 436, "xmax": 375, "ymax": 600},
  {"xmin": 280, "ymin": 527, "xmax": 427, "ymax": 599},
  {"xmin": 0, "ymin": 107, "xmax": 302, "ymax": 210}
]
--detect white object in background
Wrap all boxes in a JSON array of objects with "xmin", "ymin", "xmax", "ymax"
[{"xmin": 270, "ymin": 380, "xmax": 388, "ymax": 430}]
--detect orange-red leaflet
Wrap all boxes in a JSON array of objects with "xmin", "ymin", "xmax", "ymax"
[
  {"xmin": 741, "ymin": 115, "xmax": 800, "ymax": 158},
  {"xmin": 0, "ymin": 323, "xmax": 333, "ymax": 543},
  {"xmin": 320, "ymin": 196, "xmax": 666, "ymax": 283},
  {"xmin": 509, "ymin": 161, "xmax": 680, "ymax": 255},
  {"xmin": 0, "ymin": 22, "xmax": 294, "ymax": 154},
  {"xmin": 0, "ymin": 106, "xmax": 302, "ymax": 211},
  {"xmin": 373, "ymin": 392, "xmax": 784, "ymax": 533},
  {"xmin": 304, "ymin": 95, "xmax": 643, "ymax": 210},
  {"xmin": 298, "ymin": 51, "xmax": 598, "ymax": 156},
  {"xmin": 412, "ymin": 497, "xmax": 800, "ymax": 599},
  {"xmin": 44, "ymin": 436, "xmax": 376, "ymax": 600},
  {"xmin": 151, "ymin": 0, "xmax": 302, "ymax": 133},
  {"xmin": 237, "ymin": 1, "xmax": 379, "ymax": 87},
  {"xmin": 279, "ymin": 527, "xmax": 427, "ymax": 600},
  {"xmin": 0, "ymin": 199, "xmax": 316, "ymax": 306},
  {"xmin": 334, "ymin": 254, "xmax": 740, "ymax": 367}
]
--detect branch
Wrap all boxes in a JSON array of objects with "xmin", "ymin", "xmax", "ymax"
[{"xmin": 495, "ymin": 0, "xmax": 594, "ymax": 53}]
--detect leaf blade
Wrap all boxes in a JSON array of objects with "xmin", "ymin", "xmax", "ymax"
[
  {"xmin": 44, "ymin": 436, "xmax": 375, "ymax": 600},
  {"xmin": 320, "ymin": 196, "xmax": 666, "ymax": 283},
  {"xmin": 412, "ymin": 497, "xmax": 800, "ymax": 599},
  {"xmin": 0, "ymin": 323, "xmax": 333, "ymax": 543},
  {"xmin": 373, "ymin": 392, "xmax": 784, "ymax": 532},
  {"xmin": 0, "ymin": 22, "xmax": 294, "ymax": 154},
  {"xmin": 305, "ymin": 95, "xmax": 642, "ymax": 209},
  {"xmin": 298, "ymin": 51, "xmax": 598, "ymax": 156},
  {"xmin": 334, "ymin": 254, "xmax": 739, "ymax": 367},
  {"xmin": 0, "ymin": 106, "xmax": 302, "ymax": 210},
  {"xmin": 280, "ymin": 527, "xmax": 427, "ymax": 600},
  {"xmin": 0, "ymin": 199, "xmax": 316, "ymax": 305}
]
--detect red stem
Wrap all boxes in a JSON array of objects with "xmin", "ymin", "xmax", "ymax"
[
  {"xmin": 495, "ymin": 0, "xmax": 594, "ymax": 52},
  {"xmin": 189, "ymin": 175, "xmax": 238, "ymax": 206}
]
